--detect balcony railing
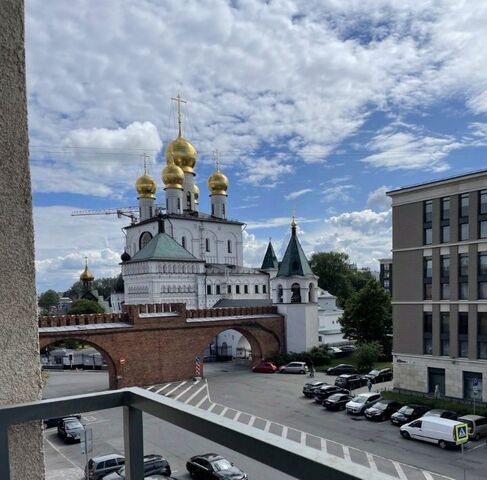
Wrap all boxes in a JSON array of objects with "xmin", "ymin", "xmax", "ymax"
[{"xmin": 0, "ymin": 387, "xmax": 391, "ymax": 480}]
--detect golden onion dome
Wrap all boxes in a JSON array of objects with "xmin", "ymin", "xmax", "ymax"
[
  {"xmin": 162, "ymin": 157, "xmax": 185, "ymax": 189},
  {"xmin": 165, "ymin": 136, "xmax": 197, "ymax": 174},
  {"xmin": 135, "ymin": 174, "xmax": 157, "ymax": 199},
  {"xmin": 208, "ymin": 170, "xmax": 229, "ymax": 196},
  {"xmin": 80, "ymin": 265, "xmax": 95, "ymax": 282},
  {"xmin": 193, "ymin": 184, "xmax": 200, "ymax": 202}
]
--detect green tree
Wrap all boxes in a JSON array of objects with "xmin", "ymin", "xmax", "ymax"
[
  {"xmin": 340, "ymin": 279, "xmax": 392, "ymax": 354},
  {"xmin": 309, "ymin": 252, "xmax": 355, "ymax": 306},
  {"xmin": 353, "ymin": 342, "xmax": 383, "ymax": 371},
  {"xmin": 68, "ymin": 299, "xmax": 105, "ymax": 315},
  {"xmin": 38, "ymin": 289, "xmax": 60, "ymax": 314},
  {"xmin": 64, "ymin": 277, "xmax": 117, "ymax": 300}
]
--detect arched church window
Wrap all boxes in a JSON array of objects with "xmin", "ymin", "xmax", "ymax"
[
  {"xmin": 308, "ymin": 283, "xmax": 314, "ymax": 303},
  {"xmin": 177, "ymin": 198, "xmax": 181, "ymax": 211},
  {"xmin": 291, "ymin": 283, "xmax": 301, "ymax": 303},
  {"xmin": 222, "ymin": 203, "xmax": 225, "ymax": 218},
  {"xmin": 186, "ymin": 192, "xmax": 191, "ymax": 209},
  {"xmin": 278, "ymin": 284, "xmax": 283, "ymax": 303},
  {"xmin": 205, "ymin": 238, "xmax": 210, "ymax": 252},
  {"xmin": 227, "ymin": 240, "xmax": 232, "ymax": 253},
  {"xmin": 182, "ymin": 236, "xmax": 186, "ymax": 249},
  {"xmin": 212, "ymin": 204, "xmax": 215, "ymax": 215}
]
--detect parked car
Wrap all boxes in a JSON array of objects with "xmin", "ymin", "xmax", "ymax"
[
  {"xmin": 252, "ymin": 361, "xmax": 278, "ymax": 373},
  {"xmin": 186, "ymin": 453, "xmax": 247, "ymax": 479},
  {"xmin": 364, "ymin": 368, "xmax": 393, "ymax": 384},
  {"xmin": 423, "ymin": 409, "xmax": 458, "ymax": 420},
  {"xmin": 86, "ymin": 454, "xmax": 125, "ymax": 480},
  {"xmin": 104, "ymin": 455, "xmax": 171, "ymax": 479},
  {"xmin": 458, "ymin": 415, "xmax": 487, "ymax": 441},
  {"xmin": 346, "ymin": 393, "xmax": 382, "ymax": 415},
  {"xmin": 327, "ymin": 347, "xmax": 344, "ymax": 356},
  {"xmin": 326, "ymin": 364, "xmax": 357, "ymax": 375},
  {"xmin": 44, "ymin": 413, "xmax": 82, "ymax": 429},
  {"xmin": 364, "ymin": 400, "xmax": 403, "ymax": 421},
  {"xmin": 390, "ymin": 404, "xmax": 430, "ymax": 426},
  {"xmin": 57, "ymin": 417, "xmax": 85, "ymax": 443},
  {"xmin": 302, "ymin": 381, "xmax": 328, "ymax": 398},
  {"xmin": 313, "ymin": 385, "xmax": 348, "ymax": 403},
  {"xmin": 279, "ymin": 362, "xmax": 308, "ymax": 374},
  {"xmin": 323, "ymin": 393, "xmax": 353, "ymax": 411},
  {"xmin": 334, "ymin": 374, "xmax": 367, "ymax": 390},
  {"xmin": 400, "ymin": 416, "xmax": 466, "ymax": 449}
]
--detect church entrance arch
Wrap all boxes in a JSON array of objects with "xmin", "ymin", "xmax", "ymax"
[{"xmin": 39, "ymin": 338, "xmax": 119, "ymax": 390}]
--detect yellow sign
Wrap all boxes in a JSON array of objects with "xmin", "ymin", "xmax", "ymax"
[{"xmin": 455, "ymin": 423, "xmax": 469, "ymax": 445}]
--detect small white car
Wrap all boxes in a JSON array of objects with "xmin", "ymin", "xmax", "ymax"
[
  {"xmin": 279, "ymin": 362, "xmax": 308, "ymax": 374},
  {"xmin": 345, "ymin": 392, "xmax": 382, "ymax": 415}
]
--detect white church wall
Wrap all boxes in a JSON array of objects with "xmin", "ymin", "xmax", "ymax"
[{"xmin": 277, "ymin": 303, "xmax": 319, "ymax": 353}]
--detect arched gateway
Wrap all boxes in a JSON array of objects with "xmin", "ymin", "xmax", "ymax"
[{"xmin": 39, "ymin": 303, "xmax": 284, "ymax": 389}]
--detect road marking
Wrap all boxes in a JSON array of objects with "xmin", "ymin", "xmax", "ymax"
[
  {"xmin": 365, "ymin": 453, "xmax": 378, "ymax": 473},
  {"xmin": 248, "ymin": 415, "xmax": 256, "ymax": 427},
  {"xmin": 391, "ymin": 461, "xmax": 409, "ymax": 480},
  {"xmin": 208, "ymin": 403, "xmax": 218, "ymax": 412},
  {"xmin": 234, "ymin": 412, "xmax": 242, "ymax": 422},
  {"xmin": 146, "ymin": 385, "xmax": 156, "ymax": 391},
  {"xmin": 184, "ymin": 384, "xmax": 208, "ymax": 404},
  {"xmin": 342, "ymin": 446, "xmax": 351, "ymax": 463},
  {"xmin": 165, "ymin": 381, "xmax": 187, "ymax": 397},
  {"xmin": 300, "ymin": 431, "xmax": 306, "ymax": 445},
  {"xmin": 264, "ymin": 421, "xmax": 271, "ymax": 432},
  {"xmin": 174, "ymin": 383, "xmax": 197, "ymax": 401},
  {"xmin": 282, "ymin": 426, "xmax": 288, "ymax": 439},
  {"xmin": 195, "ymin": 395, "xmax": 208, "ymax": 408},
  {"xmin": 82, "ymin": 415, "xmax": 96, "ymax": 423},
  {"xmin": 155, "ymin": 383, "xmax": 172, "ymax": 394},
  {"xmin": 422, "ymin": 473, "xmax": 435, "ymax": 480},
  {"xmin": 44, "ymin": 435, "xmax": 83, "ymax": 471},
  {"xmin": 220, "ymin": 407, "xmax": 229, "ymax": 417}
]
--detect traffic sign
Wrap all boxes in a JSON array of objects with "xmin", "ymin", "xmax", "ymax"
[
  {"xmin": 455, "ymin": 423, "xmax": 469, "ymax": 445},
  {"xmin": 119, "ymin": 357, "xmax": 126, "ymax": 365}
]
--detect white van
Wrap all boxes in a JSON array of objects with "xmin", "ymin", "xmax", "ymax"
[{"xmin": 399, "ymin": 416, "xmax": 467, "ymax": 449}]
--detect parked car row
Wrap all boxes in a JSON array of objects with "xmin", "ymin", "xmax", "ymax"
[
  {"xmin": 301, "ymin": 382, "xmax": 487, "ymax": 449},
  {"xmin": 326, "ymin": 364, "xmax": 393, "ymax": 384},
  {"xmin": 252, "ymin": 361, "xmax": 309, "ymax": 374}
]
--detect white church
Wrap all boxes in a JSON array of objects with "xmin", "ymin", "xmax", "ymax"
[{"xmin": 110, "ymin": 99, "xmax": 321, "ymax": 356}]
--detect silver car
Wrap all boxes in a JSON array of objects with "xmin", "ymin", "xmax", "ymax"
[{"xmin": 279, "ymin": 362, "xmax": 308, "ymax": 374}]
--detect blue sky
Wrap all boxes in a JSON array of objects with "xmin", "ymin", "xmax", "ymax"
[{"xmin": 27, "ymin": 0, "xmax": 487, "ymax": 292}]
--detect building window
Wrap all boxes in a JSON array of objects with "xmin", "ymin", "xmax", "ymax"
[
  {"xmin": 424, "ymin": 200, "xmax": 433, "ymax": 223},
  {"xmin": 222, "ymin": 203, "xmax": 225, "ymax": 218},
  {"xmin": 227, "ymin": 240, "xmax": 232, "ymax": 253},
  {"xmin": 177, "ymin": 198, "xmax": 181, "ymax": 211},
  {"xmin": 423, "ymin": 313, "xmax": 432, "ymax": 355},
  {"xmin": 244, "ymin": 284, "xmax": 249, "ymax": 294},
  {"xmin": 263, "ymin": 284, "xmax": 267, "ymax": 294},
  {"xmin": 460, "ymin": 193, "xmax": 469, "ymax": 218},
  {"xmin": 459, "ymin": 282, "xmax": 468, "ymax": 300},
  {"xmin": 424, "ymin": 283, "xmax": 432, "ymax": 300},
  {"xmin": 480, "ymin": 282, "xmax": 487, "ymax": 299},
  {"xmin": 463, "ymin": 372, "xmax": 482, "ymax": 401},
  {"xmin": 227, "ymin": 284, "xmax": 232, "ymax": 294},
  {"xmin": 440, "ymin": 255, "xmax": 449, "ymax": 278},
  {"xmin": 207, "ymin": 284, "xmax": 212, "ymax": 295},
  {"xmin": 480, "ymin": 220, "xmax": 487, "ymax": 239},
  {"xmin": 441, "ymin": 225, "xmax": 450, "ymax": 243},
  {"xmin": 255, "ymin": 284, "xmax": 259, "ymax": 294},
  {"xmin": 459, "ymin": 254, "xmax": 469, "ymax": 277},
  {"xmin": 440, "ymin": 313, "xmax": 449, "ymax": 356},
  {"xmin": 441, "ymin": 283, "xmax": 450, "ymax": 300},
  {"xmin": 291, "ymin": 283, "xmax": 301, "ymax": 303},
  {"xmin": 480, "ymin": 190, "xmax": 487, "ymax": 215},
  {"xmin": 216, "ymin": 284, "xmax": 221, "ymax": 295},
  {"xmin": 186, "ymin": 191, "xmax": 191, "ymax": 209},
  {"xmin": 182, "ymin": 236, "xmax": 186, "ymax": 249},
  {"xmin": 424, "ymin": 227, "xmax": 432, "ymax": 245},
  {"xmin": 460, "ymin": 222, "xmax": 469, "ymax": 241},
  {"xmin": 478, "ymin": 313, "xmax": 487, "ymax": 359},
  {"xmin": 277, "ymin": 284, "xmax": 283, "ymax": 303},
  {"xmin": 441, "ymin": 197, "xmax": 450, "ymax": 220},
  {"xmin": 384, "ymin": 279, "xmax": 390, "ymax": 289},
  {"xmin": 458, "ymin": 312, "xmax": 468, "ymax": 358},
  {"xmin": 424, "ymin": 257, "xmax": 433, "ymax": 279},
  {"xmin": 205, "ymin": 238, "xmax": 210, "ymax": 252},
  {"xmin": 428, "ymin": 367, "xmax": 445, "ymax": 396},
  {"xmin": 236, "ymin": 285, "xmax": 240, "ymax": 294}
]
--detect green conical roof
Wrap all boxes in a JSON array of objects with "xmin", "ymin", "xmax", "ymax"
[
  {"xmin": 261, "ymin": 241, "xmax": 278, "ymax": 269},
  {"xmin": 277, "ymin": 227, "xmax": 313, "ymax": 277},
  {"xmin": 127, "ymin": 233, "xmax": 202, "ymax": 263}
]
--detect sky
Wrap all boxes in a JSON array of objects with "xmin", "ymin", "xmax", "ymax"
[{"xmin": 27, "ymin": 0, "xmax": 487, "ymax": 292}]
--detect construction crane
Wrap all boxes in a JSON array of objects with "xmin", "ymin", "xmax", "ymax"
[{"xmin": 71, "ymin": 205, "xmax": 166, "ymax": 224}]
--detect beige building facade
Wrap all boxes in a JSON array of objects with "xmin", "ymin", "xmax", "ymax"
[{"xmin": 388, "ymin": 170, "xmax": 487, "ymax": 402}]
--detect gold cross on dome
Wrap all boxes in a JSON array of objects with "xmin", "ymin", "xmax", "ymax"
[
  {"xmin": 213, "ymin": 149, "xmax": 221, "ymax": 171},
  {"xmin": 171, "ymin": 94, "xmax": 187, "ymax": 137},
  {"xmin": 141, "ymin": 152, "xmax": 150, "ymax": 175}
]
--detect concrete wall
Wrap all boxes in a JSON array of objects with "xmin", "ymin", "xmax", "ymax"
[{"xmin": 0, "ymin": 1, "xmax": 45, "ymax": 478}]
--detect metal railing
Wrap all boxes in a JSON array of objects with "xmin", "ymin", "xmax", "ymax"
[{"xmin": 0, "ymin": 387, "xmax": 394, "ymax": 480}]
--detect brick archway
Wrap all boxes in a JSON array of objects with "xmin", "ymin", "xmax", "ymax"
[{"xmin": 39, "ymin": 338, "xmax": 119, "ymax": 389}]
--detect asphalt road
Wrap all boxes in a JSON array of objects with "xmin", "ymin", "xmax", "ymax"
[{"xmin": 43, "ymin": 366, "xmax": 487, "ymax": 480}]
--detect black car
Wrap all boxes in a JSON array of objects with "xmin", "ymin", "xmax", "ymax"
[
  {"xmin": 57, "ymin": 417, "xmax": 85, "ymax": 443},
  {"xmin": 302, "ymin": 381, "xmax": 328, "ymax": 398},
  {"xmin": 364, "ymin": 368, "xmax": 393, "ymax": 384},
  {"xmin": 364, "ymin": 400, "xmax": 403, "ymax": 421},
  {"xmin": 334, "ymin": 374, "xmax": 367, "ymax": 390},
  {"xmin": 322, "ymin": 393, "xmax": 353, "ymax": 411},
  {"xmin": 104, "ymin": 454, "xmax": 171, "ymax": 479},
  {"xmin": 313, "ymin": 385, "xmax": 348, "ymax": 403},
  {"xmin": 390, "ymin": 404, "xmax": 430, "ymax": 426},
  {"xmin": 423, "ymin": 409, "xmax": 458, "ymax": 420},
  {"xmin": 186, "ymin": 454, "xmax": 247, "ymax": 480},
  {"xmin": 44, "ymin": 413, "xmax": 82, "ymax": 429},
  {"xmin": 326, "ymin": 364, "xmax": 357, "ymax": 375}
]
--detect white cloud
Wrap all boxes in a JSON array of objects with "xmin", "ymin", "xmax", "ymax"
[
  {"xmin": 366, "ymin": 185, "xmax": 391, "ymax": 211},
  {"xmin": 285, "ymin": 188, "xmax": 313, "ymax": 200},
  {"xmin": 238, "ymin": 157, "xmax": 293, "ymax": 187},
  {"xmin": 246, "ymin": 217, "xmax": 320, "ymax": 230},
  {"xmin": 321, "ymin": 185, "xmax": 354, "ymax": 203}
]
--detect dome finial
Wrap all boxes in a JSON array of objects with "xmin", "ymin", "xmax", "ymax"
[
  {"xmin": 213, "ymin": 149, "xmax": 221, "ymax": 171},
  {"xmin": 208, "ymin": 150, "xmax": 229, "ymax": 196},
  {"xmin": 80, "ymin": 256, "xmax": 95, "ymax": 283},
  {"xmin": 171, "ymin": 94, "xmax": 187, "ymax": 138},
  {"xmin": 291, "ymin": 209, "xmax": 297, "ymax": 235}
]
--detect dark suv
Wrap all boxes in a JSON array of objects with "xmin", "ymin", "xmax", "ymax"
[
  {"xmin": 334, "ymin": 374, "xmax": 367, "ymax": 390},
  {"xmin": 390, "ymin": 404, "xmax": 430, "ymax": 426},
  {"xmin": 104, "ymin": 455, "xmax": 171, "ymax": 479},
  {"xmin": 57, "ymin": 417, "xmax": 85, "ymax": 443},
  {"xmin": 313, "ymin": 385, "xmax": 347, "ymax": 403},
  {"xmin": 364, "ymin": 400, "xmax": 403, "ymax": 421},
  {"xmin": 302, "ymin": 381, "xmax": 328, "ymax": 398},
  {"xmin": 326, "ymin": 364, "xmax": 357, "ymax": 375},
  {"xmin": 364, "ymin": 368, "xmax": 393, "ymax": 384}
]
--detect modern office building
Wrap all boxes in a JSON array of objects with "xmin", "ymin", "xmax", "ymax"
[
  {"xmin": 388, "ymin": 170, "xmax": 487, "ymax": 402},
  {"xmin": 378, "ymin": 258, "xmax": 393, "ymax": 295}
]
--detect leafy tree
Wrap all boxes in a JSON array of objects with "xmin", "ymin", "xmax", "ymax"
[
  {"xmin": 38, "ymin": 289, "xmax": 60, "ymax": 314},
  {"xmin": 68, "ymin": 299, "xmax": 105, "ymax": 315},
  {"xmin": 353, "ymin": 342, "xmax": 383, "ymax": 371},
  {"xmin": 340, "ymin": 279, "xmax": 392, "ymax": 354}
]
